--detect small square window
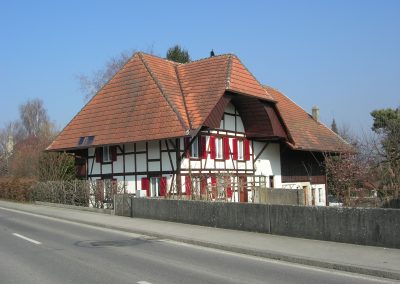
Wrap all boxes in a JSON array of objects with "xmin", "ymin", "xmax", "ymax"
[{"xmin": 78, "ymin": 137, "xmax": 85, "ymax": 145}]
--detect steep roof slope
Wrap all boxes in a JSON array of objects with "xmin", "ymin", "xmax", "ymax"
[
  {"xmin": 48, "ymin": 53, "xmax": 273, "ymax": 151},
  {"xmin": 265, "ymin": 86, "xmax": 353, "ymax": 152},
  {"xmin": 47, "ymin": 53, "xmax": 187, "ymax": 151}
]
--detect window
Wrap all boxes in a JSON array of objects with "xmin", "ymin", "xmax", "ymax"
[
  {"xmin": 78, "ymin": 136, "xmax": 95, "ymax": 146},
  {"xmin": 87, "ymin": 136, "xmax": 95, "ymax": 145},
  {"xmin": 103, "ymin": 146, "xmax": 111, "ymax": 163},
  {"xmin": 191, "ymin": 137, "xmax": 199, "ymax": 158},
  {"xmin": 150, "ymin": 177, "xmax": 161, "ymax": 197},
  {"xmin": 238, "ymin": 140, "xmax": 244, "ymax": 160},
  {"xmin": 216, "ymin": 137, "xmax": 223, "ymax": 159},
  {"xmin": 318, "ymin": 188, "xmax": 323, "ymax": 203}
]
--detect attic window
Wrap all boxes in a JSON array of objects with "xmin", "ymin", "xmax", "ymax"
[
  {"xmin": 78, "ymin": 137, "xmax": 85, "ymax": 145},
  {"xmin": 87, "ymin": 136, "xmax": 94, "ymax": 145},
  {"xmin": 77, "ymin": 136, "xmax": 95, "ymax": 146}
]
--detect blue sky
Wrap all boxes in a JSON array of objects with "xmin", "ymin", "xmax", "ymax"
[{"xmin": 1, "ymin": 0, "xmax": 399, "ymax": 136}]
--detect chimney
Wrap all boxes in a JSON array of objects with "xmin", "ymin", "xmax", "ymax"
[
  {"xmin": 312, "ymin": 106, "xmax": 320, "ymax": 122},
  {"xmin": 210, "ymin": 49, "xmax": 215, "ymax": 57}
]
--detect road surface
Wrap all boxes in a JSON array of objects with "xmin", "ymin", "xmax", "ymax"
[{"xmin": 0, "ymin": 206, "xmax": 395, "ymax": 284}]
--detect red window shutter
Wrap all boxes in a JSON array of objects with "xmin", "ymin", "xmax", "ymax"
[
  {"xmin": 209, "ymin": 136, "xmax": 216, "ymax": 159},
  {"xmin": 223, "ymin": 137, "xmax": 230, "ymax": 160},
  {"xmin": 185, "ymin": 176, "xmax": 191, "ymax": 196},
  {"xmin": 141, "ymin": 177, "xmax": 150, "ymax": 197},
  {"xmin": 160, "ymin": 177, "xmax": 167, "ymax": 197},
  {"xmin": 95, "ymin": 147, "xmax": 102, "ymax": 163},
  {"xmin": 184, "ymin": 137, "xmax": 191, "ymax": 158},
  {"xmin": 111, "ymin": 146, "xmax": 117, "ymax": 162},
  {"xmin": 244, "ymin": 139, "xmax": 251, "ymax": 161},
  {"xmin": 232, "ymin": 138, "xmax": 238, "ymax": 160},
  {"xmin": 200, "ymin": 136, "xmax": 207, "ymax": 159}
]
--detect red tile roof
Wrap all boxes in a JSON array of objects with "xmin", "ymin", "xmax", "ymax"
[
  {"xmin": 47, "ymin": 52, "xmax": 350, "ymax": 153},
  {"xmin": 47, "ymin": 53, "xmax": 273, "ymax": 151},
  {"xmin": 264, "ymin": 86, "xmax": 353, "ymax": 152}
]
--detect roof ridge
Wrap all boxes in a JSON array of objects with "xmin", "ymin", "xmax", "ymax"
[
  {"xmin": 230, "ymin": 55, "xmax": 271, "ymax": 99},
  {"xmin": 225, "ymin": 54, "xmax": 233, "ymax": 89},
  {"xmin": 174, "ymin": 64, "xmax": 192, "ymax": 129},
  {"xmin": 47, "ymin": 53, "xmax": 140, "ymax": 151},
  {"xmin": 264, "ymin": 85, "xmax": 352, "ymax": 150},
  {"xmin": 138, "ymin": 53, "xmax": 189, "ymax": 131},
  {"xmin": 136, "ymin": 51, "xmax": 235, "ymax": 66}
]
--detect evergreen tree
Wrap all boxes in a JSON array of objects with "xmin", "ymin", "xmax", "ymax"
[
  {"xmin": 331, "ymin": 118, "xmax": 338, "ymax": 134},
  {"xmin": 166, "ymin": 45, "xmax": 190, "ymax": 63}
]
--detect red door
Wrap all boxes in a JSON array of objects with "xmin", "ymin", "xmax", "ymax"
[{"xmin": 239, "ymin": 176, "xmax": 248, "ymax": 203}]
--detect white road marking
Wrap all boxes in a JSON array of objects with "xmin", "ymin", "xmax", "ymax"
[
  {"xmin": 137, "ymin": 281, "xmax": 152, "ymax": 284},
  {"xmin": 13, "ymin": 233, "xmax": 42, "ymax": 245}
]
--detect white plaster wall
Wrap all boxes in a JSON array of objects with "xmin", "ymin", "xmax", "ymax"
[
  {"xmin": 312, "ymin": 184, "xmax": 326, "ymax": 206},
  {"xmin": 136, "ymin": 141, "xmax": 146, "ymax": 152},
  {"xmin": 224, "ymin": 115, "xmax": 235, "ymax": 132},
  {"xmin": 125, "ymin": 143, "xmax": 134, "ymax": 153},
  {"xmin": 148, "ymin": 161, "xmax": 160, "ymax": 172},
  {"xmin": 162, "ymin": 152, "xmax": 173, "ymax": 171},
  {"xmin": 148, "ymin": 141, "xmax": 160, "ymax": 159},
  {"xmin": 136, "ymin": 154, "xmax": 146, "ymax": 172},
  {"xmin": 125, "ymin": 153, "xmax": 135, "ymax": 172},
  {"xmin": 113, "ymin": 157, "xmax": 123, "ymax": 173},
  {"xmin": 253, "ymin": 142, "xmax": 282, "ymax": 188}
]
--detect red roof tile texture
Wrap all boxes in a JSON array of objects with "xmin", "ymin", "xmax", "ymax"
[
  {"xmin": 47, "ymin": 52, "xmax": 350, "ymax": 153},
  {"xmin": 265, "ymin": 86, "xmax": 353, "ymax": 152},
  {"xmin": 47, "ymin": 53, "xmax": 273, "ymax": 151}
]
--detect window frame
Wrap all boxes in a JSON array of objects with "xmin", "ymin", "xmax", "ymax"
[
  {"xmin": 237, "ymin": 139, "xmax": 244, "ymax": 160},
  {"xmin": 191, "ymin": 137, "xmax": 199, "ymax": 158},
  {"xmin": 103, "ymin": 146, "xmax": 111, "ymax": 163},
  {"xmin": 215, "ymin": 137, "xmax": 223, "ymax": 160}
]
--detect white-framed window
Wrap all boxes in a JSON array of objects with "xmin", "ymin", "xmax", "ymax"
[
  {"xmin": 150, "ymin": 177, "xmax": 161, "ymax": 197},
  {"xmin": 318, "ymin": 188, "xmax": 323, "ymax": 203},
  {"xmin": 216, "ymin": 137, "xmax": 223, "ymax": 159},
  {"xmin": 238, "ymin": 140, "xmax": 244, "ymax": 160},
  {"xmin": 191, "ymin": 137, "xmax": 199, "ymax": 158},
  {"xmin": 103, "ymin": 146, "xmax": 111, "ymax": 163}
]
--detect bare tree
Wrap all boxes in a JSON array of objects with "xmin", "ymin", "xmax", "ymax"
[
  {"xmin": 77, "ymin": 50, "xmax": 134, "ymax": 101},
  {"xmin": 19, "ymin": 99, "xmax": 50, "ymax": 137}
]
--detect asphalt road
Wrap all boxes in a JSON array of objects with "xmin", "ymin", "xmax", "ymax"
[{"xmin": 0, "ymin": 207, "xmax": 395, "ymax": 284}]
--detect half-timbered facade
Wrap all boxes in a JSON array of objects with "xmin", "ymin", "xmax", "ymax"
[{"xmin": 48, "ymin": 52, "xmax": 352, "ymax": 205}]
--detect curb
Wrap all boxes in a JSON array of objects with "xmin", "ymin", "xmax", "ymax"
[{"xmin": 1, "ymin": 202, "xmax": 400, "ymax": 281}]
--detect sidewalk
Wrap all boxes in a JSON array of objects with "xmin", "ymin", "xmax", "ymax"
[{"xmin": 0, "ymin": 200, "xmax": 399, "ymax": 280}]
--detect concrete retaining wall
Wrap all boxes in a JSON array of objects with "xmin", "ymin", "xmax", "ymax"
[
  {"xmin": 119, "ymin": 197, "xmax": 400, "ymax": 248},
  {"xmin": 253, "ymin": 188, "xmax": 304, "ymax": 205}
]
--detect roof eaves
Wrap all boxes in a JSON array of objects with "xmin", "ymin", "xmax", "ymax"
[{"xmin": 138, "ymin": 53, "xmax": 189, "ymax": 131}]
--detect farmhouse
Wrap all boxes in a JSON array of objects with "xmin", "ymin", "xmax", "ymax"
[{"xmin": 47, "ymin": 52, "xmax": 351, "ymax": 205}]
